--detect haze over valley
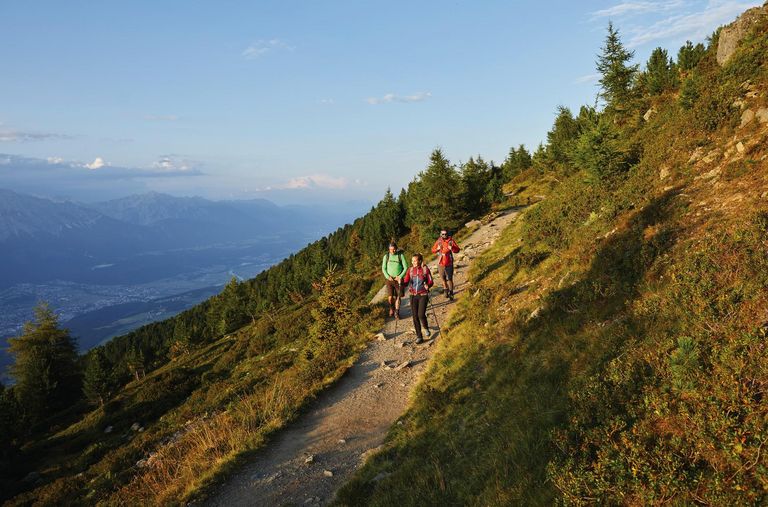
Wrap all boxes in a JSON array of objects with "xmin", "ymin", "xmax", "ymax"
[{"xmin": 0, "ymin": 187, "xmax": 368, "ymax": 380}]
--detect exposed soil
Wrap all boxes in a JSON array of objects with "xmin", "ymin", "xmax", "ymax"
[{"xmin": 205, "ymin": 209, "xmax": 521, "ymax": 507}]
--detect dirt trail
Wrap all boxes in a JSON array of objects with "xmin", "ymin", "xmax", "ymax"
[{"xmin": 205, "ymin": 209, "xmax": 521, "ymax": 507}]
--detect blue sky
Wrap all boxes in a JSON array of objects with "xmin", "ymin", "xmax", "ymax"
[{"xmin": 0, "ymin": 0, "xmax": 760, "ymax": 204}]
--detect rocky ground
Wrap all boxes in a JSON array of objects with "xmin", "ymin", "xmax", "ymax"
[{"xmin": 205, "ymin": 208, "xmax": 521, "ymax": 507}]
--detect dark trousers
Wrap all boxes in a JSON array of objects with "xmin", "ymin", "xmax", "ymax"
[{"xmin": 410, "ymin": 294, "xmax": 429, "ymax": 338}]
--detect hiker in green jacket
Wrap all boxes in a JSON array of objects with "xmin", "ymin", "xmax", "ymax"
[{"xmin": 382, "ymin": 241, "xmax": 407, "ymax": 318}]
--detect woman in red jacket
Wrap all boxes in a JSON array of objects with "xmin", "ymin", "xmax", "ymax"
[{"xmin": 402, "ymin": 253, "xmax": 434, "ymax": 344}]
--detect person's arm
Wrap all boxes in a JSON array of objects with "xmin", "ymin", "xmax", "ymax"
[
  {"xmin": 396, "ymin": 253, "xmax": 407, "ymax": 279},
  {"xmin": 425, "ymin": 267, "xmax": 434, "ymax": 288},
  {"xmin": 403, "ymin": 268, "xmax": 411, "ymax": 284},
  {"xmin": 451, "ymin": 238, "xmax": 460, "ymax": 253},
  {"xmin": 431, "ymin": 240, "xmax": 439, "ymax": 254},
  {"xmin": 382, "ymin": 255, "xmax": 390, "ymax": 278}
]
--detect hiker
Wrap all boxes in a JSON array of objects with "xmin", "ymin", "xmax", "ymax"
[
  {"xmin": 431, "ymin": 229, "xmax": 460, "ymax": 300},
  {"xmin": 382, "ymin": 241, "xmax": 407, "ymax": 318},
  {"xmin": 403, "ymin": 253, "xmax": 434, "ymax": 344}
]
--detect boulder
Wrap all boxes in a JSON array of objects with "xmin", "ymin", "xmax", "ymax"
[
  {"xmin": 756, "ymin": 108, "xmax": 768, "ymax": 123},
  {"xmin": 130, "ymin": 422, "xmax": 141, "ymax": 432},
  {"xmin": 465, "ymin": 219, "xmax": 481, "ymax": 228},
  {"xmin": 659, "ymin": 165, "xmax": 670, "ymax": 181},
  {"xmin": 717, "ymin": 5, "xmax": 767, "ymax": 65},
  {"xmin": 643, "ymin": 107, "xmax": 657, "ymax": 122},
  {"xmin": 323, "ymin": 469, "xmax": 334, "ymax": 477},
  {"xmin": 741, "ymin": 109, "xmax": 755, "ymax": 128}
]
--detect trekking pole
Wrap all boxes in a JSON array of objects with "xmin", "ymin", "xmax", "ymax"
[{"xmin": 426, "ymin": 290, "xmax": 444, "ymax": 340}]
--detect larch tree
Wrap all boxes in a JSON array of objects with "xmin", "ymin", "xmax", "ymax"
[
  {"xmin": 8, "ymin": 303, "xmax": 80, "ymax": 427},
  {"xmin": 597, "ymin": 22, "xmax": 638, "ymax": 112}
]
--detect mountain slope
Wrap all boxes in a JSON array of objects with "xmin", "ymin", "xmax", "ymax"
[{"xmin": 336, "ymin": 8, "xmax": 768, "ymax": 505}]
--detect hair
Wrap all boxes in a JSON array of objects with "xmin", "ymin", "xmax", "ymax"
[
  {"xmin": 412, "ymin": 253, "xmax": 423, "ymax": 264},
  {"xmin": 389, "ymin": 241, "xmax": 397, "ymax": 249}
]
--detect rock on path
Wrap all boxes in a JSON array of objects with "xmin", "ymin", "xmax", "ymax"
[{"xmin": 205, "ymin": 208, "xmax": 522, "ymax": 507}]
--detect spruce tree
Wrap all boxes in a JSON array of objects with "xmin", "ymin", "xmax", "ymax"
[
  {"xmin": 406, "ymin": 149, "xmax": 464, "ymax": 243},
  {"xmin": 546, "ymin": 106, "xmax": 580, "ymax": 167},
  {"xmin": 301, "ymin": 265, "xmax": 353, "ymax": 381},
  {"xmin": 460, "ymin": 156, "xmax": 491, "ymax": 217},
  {"xmin": 644, "ymin": 47, "xmax": 678, "ymax": 95},
  {"xmin": 677, "ymin": 40, "xmax": 705, "ymax": 71},
  {"xmin": 83, "ymin": 348, "xmax": 114, "ymax": 406},
  {"xmin": 8, "ymin": 303, "xmax": 80, "ymax": 427},
  {"xmin": 596, "ymin": 22, "xmax": 639, "ymax": 112}
]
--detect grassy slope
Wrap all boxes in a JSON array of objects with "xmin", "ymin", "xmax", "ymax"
[
  {"xmin": 7, "ymin": 295, "xmax": 381, "ymax": 506},
  {"xmin": 336, "ymin": 18, "xmax": 768, "ymax": 506}
]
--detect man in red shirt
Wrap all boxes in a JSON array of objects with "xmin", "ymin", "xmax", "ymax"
[{"xmin": 431, "ymin": 229, "xmax": 460, "ymax": 300}]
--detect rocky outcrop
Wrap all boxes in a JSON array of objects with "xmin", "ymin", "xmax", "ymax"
[{"xmin": 717, "ymin": 4, "xmax": 767, "ymax": 65}]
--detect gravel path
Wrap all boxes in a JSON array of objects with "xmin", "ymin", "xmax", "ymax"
[{"xmin": 205, "ymin": 209, "xmax": 521, "ymax": 507}]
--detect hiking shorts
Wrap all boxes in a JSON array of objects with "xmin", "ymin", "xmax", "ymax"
[
  {"xmin": 438, "ymin": 264, "xmax": 454, "ymax": 282},
  {"xmin": 386, "ymin": 279, "xmax": 405, "ymax": 297}
]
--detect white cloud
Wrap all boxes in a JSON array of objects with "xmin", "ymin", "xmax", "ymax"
[
  {"xmin": 366, "ymin": 91, "xmax": 432, "ymax": 105},
  {"xmin": 152, "ymin": 155, "xmax": 196, "ymax": 172},
  {"xmin": 85, "ymin": 157, "xmax": 106, "ymax": 170},
  {"xmin": 590, "ymin": 1, "xmax": 763, "ymax": 48},
  {"xmin": 319, "ymin": 98, "xmax": 335, "ymax": 105},
  {"xmin": 145, "ymin": 114, "xmax": 179, "ymax": 121},
  {"xmin": 591, "ymin": 1, "xmax": 688, "ymax": 19},
  {"xmin": 47, "ymin": 157, "xmax": 64, "ymax": 164},
  {"xmin": 574, "ymin": 73, "xmax": 601, "ymax": 84},
  {"xmin": 277, "ymin": 174, "xmax": 350, "ymax": 190},
  {"xmin": 242, "ymin": 39, "xmax": 295, "ymax": 59},
  {"xmin": 624, "ymin": 1, "xmax": 762, "ymax": 47},
  {"xmin": 0, "ymin": 128, "xmax": 70, "ymax": 142}
]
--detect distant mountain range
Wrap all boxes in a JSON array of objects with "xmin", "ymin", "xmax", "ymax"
[{"xmin": 0, "ymin": 188, "xmax": 368, "ymax": 288}]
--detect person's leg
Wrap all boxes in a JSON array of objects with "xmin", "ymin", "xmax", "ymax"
[
  {"xmin": 445, "ymin": 265, "xmax": 455, "ymax": 299},
  {"xmin": 410, "ymin": 295, "xmax": 423, "ymax": 339},
  {"xmin": 418, "ymin": 295, "xmax": 430, "ymax": 336},
  {"xmin": 387, "ymin": 281, "xmax": 395, "ymax": 316},
  {"xmin": 438, "ymin": 265, "xmax": 448, "ymax": 294}
]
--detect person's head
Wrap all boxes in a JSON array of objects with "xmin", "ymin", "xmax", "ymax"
[
  {"xmin": 411, "ymin": 253, "xmax": 423, "ymax": 267},
  {"xmin": 440, "ymin": 229, "xmax": 448, "ymax": 239},
  {"xmin": 388, "ymin": 241, "xmax": 397, "ymax": 253}
]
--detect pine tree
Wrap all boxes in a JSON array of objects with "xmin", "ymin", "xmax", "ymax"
[
  {"xmin": 406, "ymin": 149, "xmax": 464, "ymax": 243},
  {"xmin": 8, "ymin": 303, "xmax": 80, "ymax": 427},
  {"xmin": 301, "ymin": 265, "xmax": 353, "ymax": 381},
  {"xmin": 546, "ymin": 106, "xmax": 581, "ymax": 167},
  {"xmin": 644, "ymin": 47, "xmax": 678, "ymax": 95},
  {"xmin": 83, "ymin": 348, "xmax": 114, "ymax": 406},
  {"xmin": 126, "ymin": 346, "xmax": 146, "ymax": 381},
  {"xmin": 596, "ymin": 22, "xmax": 639, "ymax": 112},
  {"xmin": 460, "ymin": 156, "xmax": 491, "ymax": 217},
  {"xmin": 677, "ymin": 40, "xmax": 705, "ymax": 71}
]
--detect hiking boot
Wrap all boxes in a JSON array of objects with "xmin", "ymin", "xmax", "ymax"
[
  {"xmin": 424, "ymin": 328, "xmax": 431, "ymax": 338},
  {"xmin": 415, "ymin": 336, "xmax": 424, "ymax": 344}
]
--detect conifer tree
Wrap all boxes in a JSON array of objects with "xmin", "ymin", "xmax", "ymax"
[
  {"xmin": 126, "ymin": 346, "xmax": 146, "ymax": 381},
  {"xmin": 677, "ymin": 40, "xmax": 705, "ymax": 71},
  {"xmin": 83, "ymin": 348, "xmax": 114, "ymax": 406},
  {"xmin": 545, "ymin": 106, "xmax": 581, "ymax": 167},
  {"xmin": 8, "ymin": 303, "xmax": 80, "ymax": 427},
  {"xmin": 596, "ymin": 22, "xmax": 638, "ymax": 112},
  {"xmin": 460, "ymin": 156, "xmax": 491, "ymax": 217},
  {"xmin": 301, "ymin": 265, "xmax": 352, "ymax": 381},
  {"xmin": 406, "ymin": 149, "xmax": 464, "ymax": 243},
  {"xmin": 644, "ymin": 47, "xmax": 678, "ymax": 95}
]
